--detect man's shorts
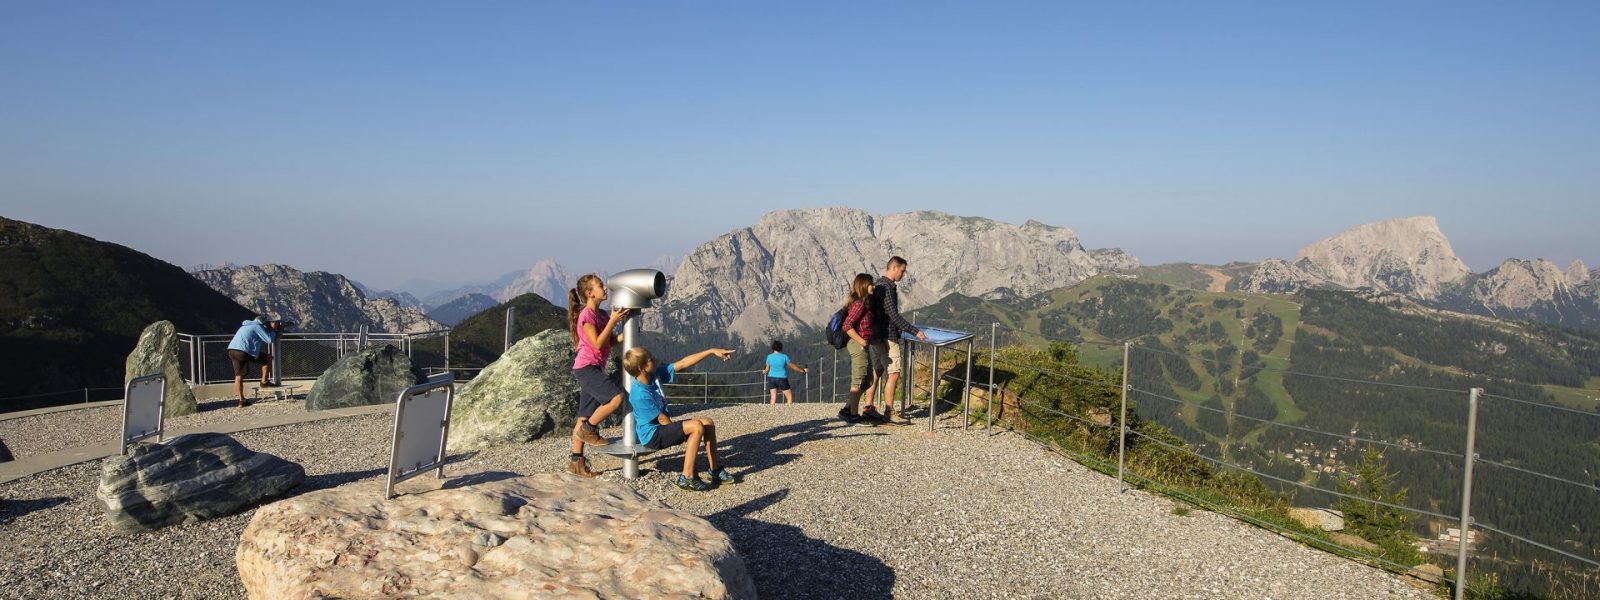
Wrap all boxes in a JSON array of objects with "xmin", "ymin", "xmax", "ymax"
[
  {"xmin": 766, "ymin": 377, "xmax": 791, "ymax": 391},
  {"xmin": 228, "ymin": 349, "xmax": 271, "ymax": 377},
  {"xmin": 867, "ymin": 340, "xmax": 890, "ymax": 379},
  {"xmin": 885, "ymin": 339, "xmax": 904, "ymax": 375},
  {"xmin": 644, "ymin": 420, "xmax": 689, "ymax": 450},
  {"xmin": 572, "ymin": 365, "xmax": 623, "ymax": 419}
]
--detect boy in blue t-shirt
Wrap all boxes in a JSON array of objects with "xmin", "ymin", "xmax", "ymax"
[
  {"xmin": 622, "ymin": 345, "xmax": 736, "ymax": 491},
  {"xmin": 762, "ymin": 340, "xmax": 809, "ymax": 404}
]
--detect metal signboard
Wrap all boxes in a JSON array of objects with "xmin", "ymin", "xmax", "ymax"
[
  {"xmin": 120, "ymin": 373, "xmax": 166, "ymax": 455},
  {"xmin": 384, "ymin": 376, "xmax": 455, "ymax": 499}
]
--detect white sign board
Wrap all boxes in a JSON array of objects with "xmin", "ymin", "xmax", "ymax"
[
  {"xmin": 385, "ymin": 377, "xmax": 454, "ymax": 499},
  {"xmin": 120, "ymin": 374, "xmax": 166, "ymax": 455}
]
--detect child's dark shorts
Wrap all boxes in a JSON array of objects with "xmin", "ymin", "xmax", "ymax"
[
  {"xmin": 572, "ymin": 365, "xmax": 623, "ymax": 419},
  {"xmin": 645, "ymin": 421, "xmax": 689, "ymax": 450},
  {"xmin": 766, "ymin": 377, "xmax": 791, "ymax": 391}
]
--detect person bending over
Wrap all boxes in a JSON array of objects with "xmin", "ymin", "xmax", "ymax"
[
  {"xmin": 623, "ymin": 346, "xmax": 736, "ymax": 491},
  {"xmin": 227, "ymin": 317, "xmax": 284, "ymax": 408}
]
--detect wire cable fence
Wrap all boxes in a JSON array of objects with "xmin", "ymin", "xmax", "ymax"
[{"xmin": 897, "ymin": 318, "xmax": 1600, "ymax": 598}]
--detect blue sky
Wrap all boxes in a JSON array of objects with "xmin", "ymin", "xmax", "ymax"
[{"xmin": 2, "ymin": 1, "xmax": 1596, "ymax": 292}]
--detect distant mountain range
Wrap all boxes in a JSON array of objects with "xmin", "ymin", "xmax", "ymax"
[
  {"xmin": 1138, "ymin": 216, "xmax": 1600, "ymax": 332},
  {"xmin": 647, "ymin": 207, "xmax": 1139, "ymax": 345},
  {"xmin": 191, "ymin": 264, "xmax": 444, "ymax": 334},
  {"xmin": 416, "ymin": 254, "xmax": 682, "ymax": 312},
  {"xmin": 426, "ymin": 293, "xmax": 498, "ymax": 327},
  {"xmin": 1, "ymin": 216, "xmax": 253, "ymax": 408}
]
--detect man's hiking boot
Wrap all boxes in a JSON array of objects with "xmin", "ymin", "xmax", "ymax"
[
  {"xmin": 576, "ymin": 424, "xmax": 607, "ymax": 446},
  {"xmin": 568, "ymin": 456, "xmax": 599, "ymax": 478},
  {"xmin": 676, "ymin": 474, "xmax": 710, "ymax": 491},
  {"xmin": 710, "ymin": 467, "xmax": 738, "ymax": 484}
]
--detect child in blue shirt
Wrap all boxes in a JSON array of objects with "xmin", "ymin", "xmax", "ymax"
[
  {"xmin": 762, "ymin": 340, "xmax": 809, "ymax": 404},
  {"xmin": 623, "ymin": 345, "xmax": 736, "ymax": 491}
]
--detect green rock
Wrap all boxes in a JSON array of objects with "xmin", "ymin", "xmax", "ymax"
[
  {"xmin": 304, "ymin": 344, "xmax": 423, "ymax": 410},
  {"xmin": 97, "ymin": 432, "xmax": 305, "ymax": 532},
  {"xmin": 124, "ymin": 320, "xmax": 198, "ymax": 417},
  {"xmin": 450, "ymin": 329, "xmax": 584, "ymax": 450}
]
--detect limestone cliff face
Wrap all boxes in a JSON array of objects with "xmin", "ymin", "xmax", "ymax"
[
  {"xmin": 1235, "ymin": 259, "xmax": 1328, "ymax": 295},
  {"xmin": 1293, "ymin": 216, "xmax": 1472, "ymax": 300},
  {"xmin": 648, "ymin": 207, "xmax": 1138, "ymax": 343},
  {"xmin": 192, "ymin": 265, "xmax": 444, "ymax": 334},
  {"xmin": 1437, "ymin": 258, "xmax": 1600, "ymax": 331}
]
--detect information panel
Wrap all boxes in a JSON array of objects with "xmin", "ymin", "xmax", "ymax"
[
  {"xmin": 120, "ymin": 374, "xmax": 166, "ymax": 455},
  {"xmin": 385, "ymin": 377, "xmax": 455, "ymax": 499}
]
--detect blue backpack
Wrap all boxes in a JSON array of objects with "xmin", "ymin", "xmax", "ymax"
[{"xmin": 824, "ymin": 308, "xmax": 850, "ymax": 349}]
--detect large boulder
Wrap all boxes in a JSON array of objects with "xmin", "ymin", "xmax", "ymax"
[
  {"xmin": 97, "ymin": 432, "xmax": 305, "ymax": 532},
  {"xmin": 237, "ymin": 473, "xmax": 755, "ymax": 599},
  {"xmin": 449, "ymin": 329, "xmax": 583, "ymax": 450},
  {"xmin": 124, "ymin": 320, "xmax": 198, "ymax": 417},
  {"xmin": 304, "ymin": 344, "xmax": 424, "ymax": 411}
]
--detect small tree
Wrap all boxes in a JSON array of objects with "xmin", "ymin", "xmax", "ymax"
[{"xmin": 1337, "ymin": 447, "xmax": 1421, "ymax": 562}]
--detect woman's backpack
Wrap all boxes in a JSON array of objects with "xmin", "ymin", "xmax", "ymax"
[{"xmin": 824, "ymin": 308, "xmax": 850, "ymax": 349}]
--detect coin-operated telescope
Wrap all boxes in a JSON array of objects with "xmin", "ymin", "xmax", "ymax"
[
  {"xmin": 606, "ymin": 268, "xmax": 668, "ymax": 480},
  {"xmin": 607, "ymin": 269, "xmax": 667, "ymax": 310}
]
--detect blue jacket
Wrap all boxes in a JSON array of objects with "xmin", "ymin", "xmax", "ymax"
[{"xmin": 227, "ymin": 319, "xmax": 276, "ymax": 356}]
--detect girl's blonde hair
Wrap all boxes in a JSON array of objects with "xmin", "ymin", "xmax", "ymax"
[
  {"xmin": 842, "ymin": 273, "xmax": 873, "ymax": 311},
  {"xmin": 622, "ymin": 347, "xmax": 656, "ymax": 377},
  {"xmin": 567, "ymin": 273, "xmax": 604, "ymax": 345}
]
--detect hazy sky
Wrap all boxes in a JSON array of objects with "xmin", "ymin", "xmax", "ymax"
[{"xmin": 3, "ymin": 2, "xmax": 1596, "ymax": 292}]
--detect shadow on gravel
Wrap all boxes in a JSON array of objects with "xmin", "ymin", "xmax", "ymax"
[
  {"xmin": 710, "ymin": 489, "xmax": 895, "ymax": 599},
  {"xmin": 645, "ymin": 417, "xmax": 885, "ymax": 478},
  {"xmin": 299, "ymin": 467, "xmax": 389, "ymax": 492},
  {"xmin": 0, "ymin": 495, "xmax": 69, "ymax": 521}
]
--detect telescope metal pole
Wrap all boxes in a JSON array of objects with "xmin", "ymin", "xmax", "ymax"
[{"xmin": 622, "ymin": 316, "xmax": 641, "ymax": 480}]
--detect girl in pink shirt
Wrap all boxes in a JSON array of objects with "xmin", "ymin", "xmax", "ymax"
[{"xmin": 566, "ymin": 273, "xmax": 635, "ymax": 477}]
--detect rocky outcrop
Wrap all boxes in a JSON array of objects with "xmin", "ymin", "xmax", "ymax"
[
  {"xmin": 97, "ymin": 432, "xmax": 304, "ymax": 532},
  {"xmin": 303, "ymin": 345, "xmax": 424, "ymax": 410},
  {"xmin": 1294, "ymin": 216, "xmax": 1471, "ymax": 300},
  {"xmin": 449, "ymin": 329, "xmax": 581, "ymax": 450},
  {"xmin": 652, "ymin": 207, "xmax": 1139, "ymax": 343},
  {"xmin": 1235, "ymin": 259, "xmax": 1329, "ymax": 294},
  {"xmin": 236, "ymin": 473, "xmax": 755, "ymax": 600},
  {"xmin": 123, "ymin": 320, "xmax": 198, "ymax": 417},
  {"xmin": 192, "ymin": 264, "xmax": 444, "ymax": 334},
  {"xmin": 1435, "ymin": 258, "xmax": 1600, "ymax": 331},
  {"xmin": 1287, "ymin": 507, "xmax": 1345, "ymax": 532}
]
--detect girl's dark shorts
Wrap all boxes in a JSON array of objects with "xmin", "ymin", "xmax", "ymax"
[
  {"xmin": 572, "ymin": 365, "xmax": 623, "ymax": 419},
  {"xmin": 645, "ymin": 420, "xmax": 689, "ymax": 450},
  {"xmin": 766, "ymin": 376, "xmax": 791, "ymax": 391}
]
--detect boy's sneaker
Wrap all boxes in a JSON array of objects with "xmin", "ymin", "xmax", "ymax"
[
  {"xmin": 576, "ymin": 424, "xmax": 607, "ymax": 446},
  {"xmin": 676, "ymin": 474, "xmax": 710, "ymax": 492},
  {"xmin": 710, "ymin": 467, "xmax": 738, "ymax": 484}
]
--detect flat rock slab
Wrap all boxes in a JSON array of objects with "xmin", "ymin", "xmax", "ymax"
[
  {"xmin": 96, "ymin": 432, "xmax": 305, "ymax": 532},
  {"xmin": 236, "ymin": 472, "xmax": 755, "ymax": 600}
]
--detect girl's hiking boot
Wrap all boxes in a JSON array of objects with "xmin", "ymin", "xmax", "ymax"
[
  {"xmin": 568, "ymin": 456, "xmax": 598, "ymax": 478},
  {"xmin": 676, "ymin": 474, "xmax": 711, "ymax": 491},
  {"xmin": 575, "ymin": 424, "xmax": 607, "ymax": 446},
  {"xmin": 710, "ymin": 467, "xmax": 738, "ymax": 484}
]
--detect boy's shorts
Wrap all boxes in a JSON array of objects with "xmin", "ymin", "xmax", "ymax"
[
  {"xmin": 644, "ymin": 420, "xmax": 688, "ymax": 450},
  {"xmin": 766, "ymin": 377, "xmax": 791, "ymax": 391},
  {"xmin": 572, "ymin": 365, "xmax": 623, "ymax": 419}
]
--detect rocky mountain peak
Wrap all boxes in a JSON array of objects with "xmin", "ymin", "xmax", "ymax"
[
  {"xmin": 192, "ymin": 265, "xmax": 443, "ymax": 334},
  {"xmin": 1293, "ymin": 216, "xmax": 1471, "ymax": 299},
  {"xmin": 651, "ymin": 207, "xmax": 1137, "ymax": 343},
  {"xmin": 1467, "ymin": 258, "xmax": 1576, "ymax": 312},
  {"xmin": 1564, "ymin": 260, "xmax": 1590, "ymax": 285}
]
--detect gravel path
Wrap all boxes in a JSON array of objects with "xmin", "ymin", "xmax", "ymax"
[
  {"xmin": 0, "ymin": 403, "xmax": 1437, "ymax": 599},
  {"xmin": 0, "ymin": 398, "xmax": 306, "ymax": 459}
]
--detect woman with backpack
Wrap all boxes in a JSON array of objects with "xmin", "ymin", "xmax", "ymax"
[{"xmin": 836, "ymin": 273, "xmax": 877, "ymax": 425}]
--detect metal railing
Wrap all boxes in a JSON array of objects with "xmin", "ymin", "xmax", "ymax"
[
  {"xmin": 178, "ymin": 328, "xmax": 451, "ymax": 385},
  {"xmin": 901, "ymin": 317, "xmax": 1600, "ymax": 600}
]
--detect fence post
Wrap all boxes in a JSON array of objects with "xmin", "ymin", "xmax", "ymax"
[
  {"xmin": 1454, "ymin": 388, "xmax": 1481, "ymax": 600},
  {"xmin": 503, "ymin": 307, "xmax": 515, "ymax": 352},
  {"xmin": 987, "ymin": 322, "xmax": 997, "ymax": 430},
  {"xmin": 704, "ymin": 371, "xmax": 709, "ymax": 403},
  {"xmin": 84, "ymin": 387, "xmax": 89, "ymax": 403},
  {"xmin": 831, "ymin": 348, "xmax": 838, "ymax": 403},
  {"xmin": 443, "ymin": 332, "xmax": 450, "ymax": 373},
  {"xmin": 1117, "ymin": 341, "xmax": 1131, "ymax": 493},
  {"xmin": 963, "ymin": 339, "xmax": 974, "ymax": 430},
  {"xmin": 927, "ymin": 345, "xmax": 940, "ymax": 432}
]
